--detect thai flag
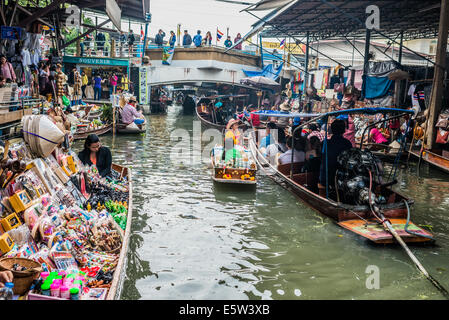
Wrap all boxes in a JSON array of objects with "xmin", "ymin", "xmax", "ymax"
[
  {"xmin": 141, "ymin": 26, "xmax": 144, "ymax": 41},
  {"xmin": 280, "ymin": 39, "xmax": 285, "ymax": 49},
  {"xmin": 217, "ymin": 29, "xmax": 224, "ymax": 41}
]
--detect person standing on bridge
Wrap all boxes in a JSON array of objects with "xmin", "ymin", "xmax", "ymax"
[
  {"xmin": 155, "ymin": 29, "xmax": 166, "ymax": 48},
  {"xmin": 204, "ymin": 31, "xmax": 212, "ymax": 46},
  {"xmin": 193, "ymin": 30, "xmax": 202, "ymax": 48},
  {"xmin": 169, "ymin": 31, "xmax": 176, "ymax": 48},
  {"xmin": 224, "ymin": 36, "xmax": 233, "ymax": 48},
  {"xmin": 183, "ymin": 30, "xmax": 192, "ymax": 48},
  {"xmin": 234, "ymin": 33, "xmax": 242, "ymax": 50}
]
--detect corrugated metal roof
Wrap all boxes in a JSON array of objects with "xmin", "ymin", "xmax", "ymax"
[{"xmin": 255, "ymin": 0, "xmax": 441, "ymax": 40}]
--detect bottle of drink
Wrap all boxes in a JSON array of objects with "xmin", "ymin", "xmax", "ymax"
[{"xmin": 0, "ymin": 282, "xmax": 14, "ymax": 300}]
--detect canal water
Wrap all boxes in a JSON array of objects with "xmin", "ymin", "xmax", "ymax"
[{"xmin": 81, "ymin": 105, "xmax": 449, "ymax": 300}]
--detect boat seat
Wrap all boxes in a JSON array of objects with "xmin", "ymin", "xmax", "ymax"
[
  {"xmin": 292, "ymin": 172, "xmax": 319, "ymax": 192},
  {"xmin": 277, "ymin": 162, "xmax": 304, "ymax": 176}
]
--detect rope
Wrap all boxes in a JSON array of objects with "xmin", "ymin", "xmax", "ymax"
[
  {"xmin": 403, "ymin": 199, "xmax": 434, "ymax": 240},
  {"xmin": 22, "ymin": 130, "xmax": 59, "ymax": 144}
]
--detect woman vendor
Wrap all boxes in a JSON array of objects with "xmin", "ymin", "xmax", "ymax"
[
  {"xmin": 78, "ymin": 134, "xmax": 112, "ymax": 177},
  {"xmin": 225, "ymin": 118, "xmax": 242, "ymax": 146}
]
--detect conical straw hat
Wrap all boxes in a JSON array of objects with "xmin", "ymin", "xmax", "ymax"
[{"xmin": 37, "ymin": 115, "xmax": 65, "ymax": 157}]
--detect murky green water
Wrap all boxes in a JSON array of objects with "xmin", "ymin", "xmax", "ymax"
[{"xmin": 78, "ymin": 105, "xmax": 449, "ymax": 300}]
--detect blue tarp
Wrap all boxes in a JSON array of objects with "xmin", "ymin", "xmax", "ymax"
[
  {"xmin": 243, "ymin": 63, "xmax": 284, "ymax": 80},
  {"xmin": 364, "ymin": 76, "xmax": 393, "ymax": 99}
]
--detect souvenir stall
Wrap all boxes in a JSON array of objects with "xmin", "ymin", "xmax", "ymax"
[{"xmin": 0, "ymin": 114, "xmax": 131, "ymax": 300}]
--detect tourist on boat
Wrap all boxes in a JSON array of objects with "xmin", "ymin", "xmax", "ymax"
[
  {"xmin": 259, "ymin": 122, "xmax": 277, "ymax": 149},
  {"xmin": 234, "ymin": 33, "xmax": 243, "ymax": 50},
  {"xmin": 266, "ymin": 126, "xmax": 288, "ymax": 165},
  {"xmin": 319, "ymin": 119, "xmax": 353, "ymax": 188},
  {"xmin": 225, "ymin": 118, "xmax": 242, "ymax": 146},
  {"xmin": 303, "ymin": 136, "xmax": 322, "ymax": 173},
  {"xmin": 342, "ymin": 115, "xmax": 356, "ymax": 147},
  {"xmin": 249, "ymin": 106, "xmax": 261, "ymax": 127},
  {"xmin": 120, "ymin": 96, "xmax": 145, "ymax": 125},
  {"xmin": 78, "ymin": 134, "xmax": 112, "ymax": 178},
  {"xmin": 224, "ymin": 36, "xmax": 233, "ymax": 48},
  {"xmin": 278, "ymin": 135, "xmax": 306, "ymax": 165},
  {"xmin": 183, "ymin": 30, "xmax": 192, "ymax": 47},
  {"xmin": 193, "ymin": 30, "xmax": 202, "ymax": 47},
  {"xmin": 306, "ymin": 123, "xmax": 325, "ymax": 142}
]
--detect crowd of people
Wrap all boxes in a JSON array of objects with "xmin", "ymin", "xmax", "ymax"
[{"xmin": 154, "ymin": 29, "xmax": 243, "ymax": 49}]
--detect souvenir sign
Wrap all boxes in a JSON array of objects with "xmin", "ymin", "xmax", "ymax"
[{"xmin": 0, "ymin": 212, "xmax": 22, "ymax": 231}]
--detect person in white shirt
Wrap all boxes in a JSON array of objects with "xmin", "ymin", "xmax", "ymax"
[{"xmin": 278, "ymin": 135, "xmax": 306, "ymax": 165}]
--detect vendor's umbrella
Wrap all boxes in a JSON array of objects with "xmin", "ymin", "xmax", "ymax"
[{"xmin": 240, "ymin": 76, "xmax": 281, "ymax": 90}]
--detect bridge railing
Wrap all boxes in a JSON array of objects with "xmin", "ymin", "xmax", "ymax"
[{"xmin": 63, "ymin": 40, "xmax": 258, "ymax": 59}]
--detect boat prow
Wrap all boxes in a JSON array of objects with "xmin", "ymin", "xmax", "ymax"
[{"xmin": 116, "ymin": 120, "xmax": 146, "ymax": 134}]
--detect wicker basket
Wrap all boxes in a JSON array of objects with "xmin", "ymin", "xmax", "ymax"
[{"xmin": 0, "ymin": 257, "xmax": 42, "ymax": 295}]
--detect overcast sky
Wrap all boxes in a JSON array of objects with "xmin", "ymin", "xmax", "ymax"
[{"xmin": 148, "ymin": 0, "xmax": 259, "ymax": 38}]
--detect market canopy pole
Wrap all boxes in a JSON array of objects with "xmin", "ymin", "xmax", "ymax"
[
  {"xmin": 361, "ymin": 28, "xmax": 371, "ymax": 100},
  {"xmin": 426, "ymin": 0, "xmax": 449, "ymax": 150}
]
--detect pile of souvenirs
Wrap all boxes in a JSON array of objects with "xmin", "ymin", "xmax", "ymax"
[{"xmin": 0, "ymin": 129, "xmax": 129, "ymax": 300}]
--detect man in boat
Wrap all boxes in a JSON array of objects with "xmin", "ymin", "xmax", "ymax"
[
  {"xmin": 318, "ymin": 119, "xmax": 353, "ymax": 193},
  {"xmin": 120, "ymin": 96, "xmax": 145, "ymax": 125},
  {"xmin": 78, "ymin": 134, "xmax": 112, "ymax": 177}
]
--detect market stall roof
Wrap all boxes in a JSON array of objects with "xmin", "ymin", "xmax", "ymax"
[
  {"xmin": 250, "ymin": 0, "xmax": 442, "ymax": 40},
  {"xmin": 77, "ymin": 0, "xmax": 148, "ymax": 22}
]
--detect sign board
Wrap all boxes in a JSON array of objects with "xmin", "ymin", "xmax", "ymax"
[
  {"xmin": 106, "ymin": 0, "xmax": 122, "ymax": 31},
  {"xmin": 1, "ymin": 26, "xmax": 22, "ymax": 40},
  {"xmin": 63, "ymin": 56, "xmax": 129, "ymax": 67},
  {"xmin": 261, "ymin": 41, "xmax": 306, "ymax": 55}
]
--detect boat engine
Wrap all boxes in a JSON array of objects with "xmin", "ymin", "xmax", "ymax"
[{"xmin": 335, "ymin": 148, "xmax": 386, "ymax": 205}]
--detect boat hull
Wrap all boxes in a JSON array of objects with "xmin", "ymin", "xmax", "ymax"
[
  {"xmin": 196, "ymin": 106, "xmax": 226, "ymax": 131},
  {"xmin": 73, "ymin": 124, "xmax": 112, "ymax": 140},
  {"xmin": 409, "ymin": 149, "xmax": 449, "ymax": 174},
  {"xmin": 106, "ymin": 164, "xmax": 133, "ymax": 300}
]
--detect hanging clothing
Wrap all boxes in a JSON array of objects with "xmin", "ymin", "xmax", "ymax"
[
  {"xmin": 364, "ymin": 76, "xmax": 393, "ymax": 99},
  {"xmin": 21, "ymin": 48, "xmax": 32, "ymax": 66}
]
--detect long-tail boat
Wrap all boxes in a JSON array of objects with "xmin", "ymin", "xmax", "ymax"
[{"xmin": 248, "ymin": 108, "xmax": 433, "ymax": 244}]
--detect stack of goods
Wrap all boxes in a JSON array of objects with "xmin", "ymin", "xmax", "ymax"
[
  {"xmin": 0, "ymin": 125, "xmax": 130, "ymax": 300},
  {"xmin": 212, "ymin": 144, "xmax": 256, "ymax": 181}
]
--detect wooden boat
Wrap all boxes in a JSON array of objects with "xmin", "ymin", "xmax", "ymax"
[
  {"xmin": 106, "ymin": 163, "xmax": 133, "ymax": 300},
  {"xmin": 116, "ymin": 120, "xmax": 146, "ymax": 134},
  {"xmin": 409, "ymin": 148, "xmax": 449, "ymax": 174},
  {"xmin": 210, "ymin": 150, "xmax": 257, "ymax": 186},
  {"xmin": 248, "ymin": 108, "xmax": 434, "ymax": 244},
  {"xmin": 196, "ymin": 104, "xmax": 226, "ymax": 131},
  {"xmin": 73, "ymin": 123, "xmax": 112, "ymax": 140}
]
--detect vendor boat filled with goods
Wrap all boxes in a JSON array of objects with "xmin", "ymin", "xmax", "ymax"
[
  {"xmin": 210, "ymin": 142, "xmax": 257, "ymax": 186},
  {"xmin": 249, "ymin": 108, "xmax": 433, "ymax": 244},
  {"xmin": 0, "ymin": 115, "xmax": 132, "ymax": 300},
  {"xmin": 68, "ymin": 104, "xmax": 112, "ymax": 141}
]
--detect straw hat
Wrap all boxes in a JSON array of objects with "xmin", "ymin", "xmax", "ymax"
[
  {"xmin": 226, "ymin": 118, "xmax": 241, "ymax": 130},
  {"xmin": 24, "ymin": 115, "xmax": 65, "ymax": 157},
  {"xmin": 280, "ymin": 102, "xmax": 291, "ymax": 111}
]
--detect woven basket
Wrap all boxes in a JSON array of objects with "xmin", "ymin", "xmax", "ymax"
[{"xmin": 0, "ymin": 257, "xmax": 42, "ymax": 295}]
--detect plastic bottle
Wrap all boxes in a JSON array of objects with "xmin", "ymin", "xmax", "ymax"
[
  {"xmin": 40, "ymin": 271, "xmax": 50, "ymax": 281},
  {"xmin": 69, "ymin": 287, "xmax": 79, "ymax": 300},
  {"xmin": 50, "ymin": 283, "xmax": 60, "ymax": 297},
  {"xmin": 0, "ymin": 282, "xmax": 14, "ymax": 300},
  {"xmin": 60, "ymin": 285, "xmax": 70, "ymax": 299},
  {"xmin": 40, "ymin": 282, "xmax": 51, "ymax": 296}
]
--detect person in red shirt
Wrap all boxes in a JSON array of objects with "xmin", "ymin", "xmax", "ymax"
[{"xmin": 249, "ymin": 106, "xmax": 260, "ymax": 127}]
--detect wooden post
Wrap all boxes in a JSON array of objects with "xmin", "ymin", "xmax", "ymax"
[
  {"xmin": 304, "ymin": 31, "xmax": 310, "ymax": 93},
  {"xmin": 361, "ymin": 29, "xmax": 371, "ymax": 99},
  {"xmin": 426, "ymin": 0, "xmax": 449, "ymax": 150}
]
